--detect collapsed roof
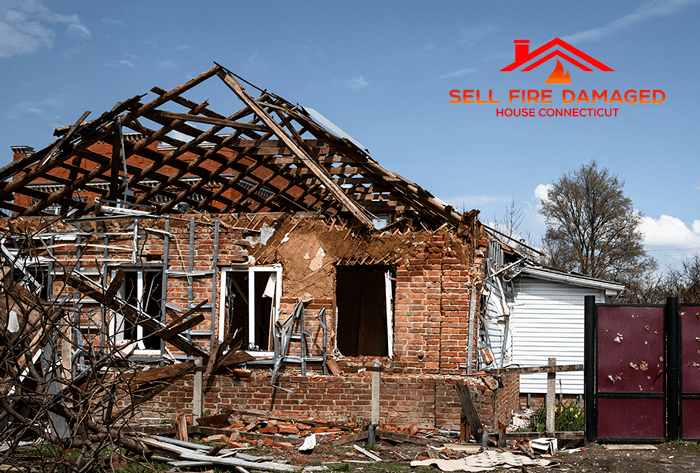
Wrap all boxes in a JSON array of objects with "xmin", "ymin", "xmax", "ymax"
[{"xmin": 1, "ymin": 64, "xmax": 475, "ymax": 230}]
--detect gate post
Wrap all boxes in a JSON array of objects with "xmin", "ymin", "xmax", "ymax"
[
  {"xmin": 666, "ymin": 297, "xmax": 681, "ymax": 441},
  {"xmin": 584, "ymin": 295, "xmax": 596, "ymax": 443}
]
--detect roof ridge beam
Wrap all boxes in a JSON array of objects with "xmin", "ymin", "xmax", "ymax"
[{"xmin": 217, "ymin": 70, "xmax": 375, "ymax": 228}]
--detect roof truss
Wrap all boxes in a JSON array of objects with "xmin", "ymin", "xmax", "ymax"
[{"xmin": 0, "ymin": 64, "xmax": 469, "ymax": 230}]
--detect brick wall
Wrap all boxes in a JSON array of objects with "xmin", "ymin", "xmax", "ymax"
[
  {"xmin": 137, "ymin": 371, "xmax": 518, "ymax": 432},
  {"xmin": 393, "ymin": 234, "xmax": 481, "ymax": 375}
]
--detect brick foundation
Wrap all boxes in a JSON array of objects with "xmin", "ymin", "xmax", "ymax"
[{"xmin": 134, "ymin": 370, "xmax": 518, "ymax": 432}]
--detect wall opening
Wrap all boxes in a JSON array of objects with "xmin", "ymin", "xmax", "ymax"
[
  {"xmin": 219, "ymin": 267, "xmax": 281, "ymax": 352},
  {"xmin": 113, "ymin": 269, "xmax": 163, "ymax": 353},
  {"xmin": 336, "ymin": 266, "xmax": 394, "ymax": 357}
]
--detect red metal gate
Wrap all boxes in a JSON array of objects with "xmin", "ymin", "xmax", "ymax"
[
  {"xmin": 585, "ymin": 297, "xmax": 700, "ymax": 443},
  {"xmin": 681, "ymin": 304, "xmax": 700, "ymax": 440}
]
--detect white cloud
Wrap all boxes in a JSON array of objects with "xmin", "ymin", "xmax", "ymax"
[
  {"xmin": 562, "ymin": 0, "xmax": 700, "ymax": 45},
  {"xmin": 348, "ymin": 76, "xmax": 369, "ymax": 89},
  {"xmin": 641, "ymin": 215, "xmax": 700, "ymax": 247},
  {"xmin": 437, "ymin": 68, "xmax": 476, "ymax": 79},
  {"xmin": 641, "ymin": 215, "xmax": 700, "ymax": 270},
  {"xmin": 0, "ymin": 0, "xmax": 91, "ymax": 57},
  {"xmin": 534, "ymin": 184, "xmax": 552, "ymax": 202}
]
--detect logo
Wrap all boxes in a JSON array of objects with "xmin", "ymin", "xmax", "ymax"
[
  {"xmin": 501, "ymin": 38, "xmax": 614, "ymax": 84},
  {"xmin": 448, "ymin": 37, "xmax": 664, "ymax": 118}
]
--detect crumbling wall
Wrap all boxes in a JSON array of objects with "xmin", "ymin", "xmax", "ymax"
[
  {"xmin": 237, "ymin": 215, "xmax": 487, "ymax": 374},
  {"xmin": 138, "ymin": 371, "xmax": 517, "ymax": 431},
  {"xmin": 2, "ymin": 215, "xmax": 250, "ymax": 354}
]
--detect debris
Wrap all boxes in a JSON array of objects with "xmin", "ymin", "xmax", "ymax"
[
  {"xmin": 411, "ymin": 450, "xmax": 553, "ymax": 471},
  {"xmin": 604, "ymin": 444, "xmax": 658, "ymax": 451},
  {"xmin": 406, "ymin": 423, "xmax": 419, "ymax": 436},
  {"xmin": 176, "ymin": 412, "xmax": 189, "ymax": 442},
  {"xmin": 353, "ymin": 444, "xmax": 382, "ymax": 462},
  {"xmin": 326, "ymin": 358, "xmax": 343, "ymax": 376},
  {"xmin": 333, "ymin": 431, "xmax": 369, "ymax": 446},
  {"xmin": 298, "ymin": 434, "xmax": 316, "ymax": 453},
  {"xmin": 197, "ymin": 412, "xmax": 234, "ymax": 428},
  {"xmin": 530, "ymin": 437, "xmax": 558, "ymax": 454},
  {"xmin": 180, "ymin": 451, "xmax": 301, "ymax": 471}
]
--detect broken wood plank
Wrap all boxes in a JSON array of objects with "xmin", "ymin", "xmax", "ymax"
[
  {"xmin": 150, "ymin": 435, "xmax": 214, "ymax": 451},
  {"xmin": 227, "ymin": 408, "xmax": 345, "ymax": 428},
  {"xmin": 353, "ymin": 444, "xmax": 382, "ymax": 462},
  {"xmin": 333, "ymin": 431, "xmax": 368, "ymax": 446},
  {"xmin": 130, "ymin": 362, "xmax": 195, "ymax": 384},
  {"xmin": 375, "ymin": 429, "xmax": 442, "ymax": 447},
  {"xmin": 103, "ymin": 268, "xmax": 125, "ymax": 306},
  {"xmin": 60, "ymin": 272, "xmax": 210, "ymax": 359},
  {"xmin": 454, "ymin": 381, "xmax": 483, "ymax": 440},
  {"xmin": 196, "ymin": 412, "xmax": 233, "ymax": 428},
  {"xmin": 484, "ymin": 364, "xmax": 584, "ymax": 375},
  {"xmin": 180, "ymin": 451, "xmax": 300, "ymax": 471},
  {"xmin": 159, "ymin": 315, "xmax": 205, "ymax": 341},
  {"xmin": 215, "ymin": 350, "xmax": 255, "ymax": 370},
  {"xmin": 604, "ymin": 444, "xmax": 658, "ymax": 451},
  {"xmin": 140, "ymin": 437, "xmax": 206, "ymax": 455}
]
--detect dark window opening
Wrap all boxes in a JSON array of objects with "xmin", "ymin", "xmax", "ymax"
[
  {"xmin": 336, "ymin": 266, "xmax": 394, "ymax": 357},
  {"xmin": 123, "ymin": 270, "xmax": 162, "ymax": 351}
]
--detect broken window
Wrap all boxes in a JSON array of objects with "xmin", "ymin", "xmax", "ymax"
[
  {"xmin": 111, "ymin": 269, "xmax": 163, "ymax": 354},
  {"xmin": 218, "ymin": 266, "xmax": 281, "ymax": 352},
  {"xmin": 335, "ymin": 266, "xmax": 394, "ymax": 357}
]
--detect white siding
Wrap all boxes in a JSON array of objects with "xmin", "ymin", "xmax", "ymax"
[{"xmin": 511, "ymin": 276, "xmax": 606, "ymax": 394}]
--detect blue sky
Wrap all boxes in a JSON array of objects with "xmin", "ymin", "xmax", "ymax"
[{"xmin": 1, "ymin": 0, "xmax": 699, "ymax": 271}]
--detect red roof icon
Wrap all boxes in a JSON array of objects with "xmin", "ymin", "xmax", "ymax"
[{"xmin": 501, "ymin": 38, "xmax": 614, "ymax": 72}]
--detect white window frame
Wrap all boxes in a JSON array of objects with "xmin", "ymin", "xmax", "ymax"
[
  {"xmin": 110, "ymin": 269, "xmax": 162, "ymax": 356},
  {"xmin": 218, "ymin": 265, "xmax": 282, "ymax": 355}
]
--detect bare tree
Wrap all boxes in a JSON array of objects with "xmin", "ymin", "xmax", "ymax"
[
  {"xmin": 540, "ymin": 161, "xmax": 656, "ymax": 281},
  {"xmin": 666, "ymin": 253, "xmax": 700, "ymax": 303}
]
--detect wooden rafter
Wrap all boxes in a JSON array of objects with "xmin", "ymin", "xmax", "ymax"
[{"xmin": 0, "ymin": 63, "xmax": 472, "ymax": 231}]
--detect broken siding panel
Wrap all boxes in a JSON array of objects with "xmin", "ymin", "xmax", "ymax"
[
  {"xmin": 483, "ymin": 278, "xmax": 511, "ymax": 367},
  {"xmin": 511, "ymin": 276, "xmax": 606, "ymax": 394}
]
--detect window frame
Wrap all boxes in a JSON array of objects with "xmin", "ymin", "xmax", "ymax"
[
  {"xmin": 217, "ymin": 265, "xmax": 282, "ymax": 356},
  {"xmin": 109, "ymin": 265, "xmax": 164, "ymax": 356}
]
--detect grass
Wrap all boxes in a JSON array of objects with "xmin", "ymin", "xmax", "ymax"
[
  {"xmin": 529, "ymin": 401, "xmax": 585, "ymax": 432},
  {"xmin": 671, "ymin": 441, "xmax": 700, "ymax": 453}
]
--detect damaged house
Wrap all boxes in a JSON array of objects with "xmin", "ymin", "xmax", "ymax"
[
  {"xmin": 480, "ymin": 236, "xmax": 624, "ymax": 407},
  {"xmin": 0, "ymin": 64, "xmax": 519, "ymax": 434}
]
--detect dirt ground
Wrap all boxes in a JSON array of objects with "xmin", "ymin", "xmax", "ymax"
[{"xmin": 241, "ymin": 437, "xmax": 700, "ymax": 473}]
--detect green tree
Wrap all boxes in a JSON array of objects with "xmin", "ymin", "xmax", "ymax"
[{"xmin": 540, "ymin": 161, "xmax": 655, "ymax": 281}]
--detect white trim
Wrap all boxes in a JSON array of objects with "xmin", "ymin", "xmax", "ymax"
[
  {"xmin": 111, "ymin": 269, "xmax": 162, "ymax": 356},
  {"xmin": 217, "ymin": 266, "xmax": 282, "ymax": 351},
  {"xmin": 520, "ymin": 267, "xmax": 624, "ymax": 293},
  {"xmin": 384, "ymin": 271, "xmax": 394, "ymax": 359}
]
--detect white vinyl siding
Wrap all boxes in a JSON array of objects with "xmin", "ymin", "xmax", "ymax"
[{"xmin": 511, "ymin": 276, "xmax": 606, "ymax": 394}]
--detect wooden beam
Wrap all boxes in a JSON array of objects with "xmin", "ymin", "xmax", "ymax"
[
  {"xmin": 60, "ymin": 273, "xmax": 210, "ymax": 360},
  {"xmin": 484, "ymin": 364, "xmax": 584, "ymax": 375},
  {"xmin": 149, "ymin": 110, "xmax": 270, "ymax": 132},
  {"xmin": 130, "ymin": 361, "xmax": 195, "ymax": 384},
  {"xmin": 133, "ymin": 64, "xmax": 222, "ymax": 117},
  {"xmin": 454, "ymin": 381, "xmax": 483, "ymax": 440},
  {"xmin": 218, "ymin": 71, "xmax": 375, "ymax": 228}
]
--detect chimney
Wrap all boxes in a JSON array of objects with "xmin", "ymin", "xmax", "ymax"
[
  {"xmin": 11, "ymin": 146, "xmax": 34, "ymax": 160},
  {"xmin": 514, "ymin": 39, "xmax": 530, "ymax": 64}
]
